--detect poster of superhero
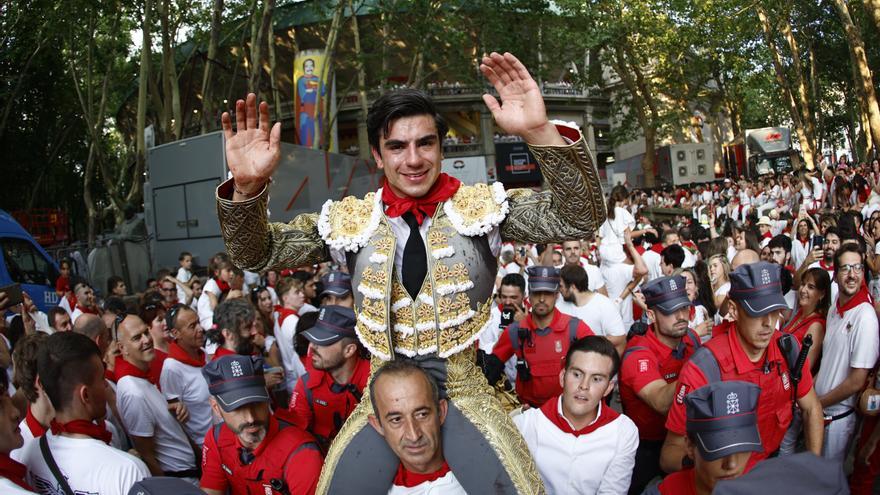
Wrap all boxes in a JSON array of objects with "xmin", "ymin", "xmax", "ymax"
[{"xmin": 294, "ymin": 49, "xmax": 330, "ymax": 149}]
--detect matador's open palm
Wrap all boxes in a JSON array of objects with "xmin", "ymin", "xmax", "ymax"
[
  {"xmin": 221, "ymin": 93, "xmax": 281, "ymax": 195},
  {"xmin": 479, "ymin": 52, "xmax": 564, "ymax": 146}
]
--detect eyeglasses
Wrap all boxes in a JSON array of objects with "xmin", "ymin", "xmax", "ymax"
[
  {"xmin": 838, "ymin": 263, "xmax": 864, "ymax": 274},
  {"xmin": 166, "ymin": 303, "xmax": 186, "ymax": 329}
]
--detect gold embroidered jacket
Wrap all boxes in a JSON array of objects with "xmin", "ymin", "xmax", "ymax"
[{"xmin": 217, "ymin": 130, "xmax": 606, "ymax": 358}]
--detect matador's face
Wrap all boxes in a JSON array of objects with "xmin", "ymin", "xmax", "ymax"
[{"xmin": 372, "ymin": 114, "xmax": 442, "ymax": 200}]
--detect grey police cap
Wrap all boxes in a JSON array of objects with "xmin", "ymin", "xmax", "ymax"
[
  {"xmin": 685, "ymin": 381, "xmax": 763, "ymax": 462},
  {"xmin": 713, "ymin": 452, "xmax": 849, "ymax": 495}
]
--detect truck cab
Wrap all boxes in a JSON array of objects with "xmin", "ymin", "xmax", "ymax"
[{"xmin": 0, "ymin": 210, "xmax": 60, "ymax": 313}]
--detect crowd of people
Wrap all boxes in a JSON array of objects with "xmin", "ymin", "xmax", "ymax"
[{"xmin": 0, "ymin": 50, "xmax": 878, "ymax": 495}]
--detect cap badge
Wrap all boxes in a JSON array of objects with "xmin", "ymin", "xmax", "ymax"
[
  {"xmin": 726, "ymin": 392, "xmax": 740, "ymax": 415},
  {"xmin": 329, "ymin": 274, "xmax": 335, "ymax": 282},
  {"xmin": 761, "ymin": 269, "xmax": 770, "ymax": 285},
  {"xmin": 542, "ymin": 268, "xmax": 548, "ymax": 277},
  {"xmin": 669, "ymin": 279, "xmax": 678, "ymax": 291},
  {"xmin": 319, "ymin": 308, "xmax": 326, "ymax": 320},
  {"xmin": 231, "ymin": 360, "xmax": 244, "ymax": 378},
  {"xmin": 555, "ymin": 340, "xmax": 563, "ymax": 353}
]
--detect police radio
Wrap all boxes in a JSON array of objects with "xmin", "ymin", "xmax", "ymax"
[{"xmin": 516, "ymin": 326, "xmax": 533, "ymax": 382}]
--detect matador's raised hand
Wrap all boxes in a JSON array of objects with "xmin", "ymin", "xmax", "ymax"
[
  {"xmin": 221, "ymin": 93, "xmax": 281, "ymax": 198},
  {"xmin": 479, "ymin": 52, "xmax": 565, "ymax": 146}
]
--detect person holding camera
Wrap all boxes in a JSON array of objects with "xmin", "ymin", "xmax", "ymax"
[{"xmin": 484, "ymin": 266, "xmax": 594, "ymax": 408}]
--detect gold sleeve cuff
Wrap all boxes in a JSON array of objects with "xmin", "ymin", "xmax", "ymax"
[
  {"xmin": 501, "ymin": 132, "xmax": 607, "ymax": 243},
  {"xmin": 216, "ymin": 178, "xmax": 328, "ymax": 272}
]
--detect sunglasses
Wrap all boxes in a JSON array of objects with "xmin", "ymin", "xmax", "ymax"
[{"xmin": 112, "ymin": 314, "xmax": 125, "ymax": 341}]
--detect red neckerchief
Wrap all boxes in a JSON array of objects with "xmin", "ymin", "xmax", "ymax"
[
  {"xmin": 66, "ymin": 293, "xmax": 77, "ymax": 308},
  {"xmin": 688, "ymin": 305, "xmax": 696, "ymax": 321},
  {"xmin": 215, "ymin": 277, "xmax": 231, "ymax": 294},
  {"xmin": 277, "ymin": 306, "xmax": 299, "ymax": 328},
  {"xmin": 114, "ymin": 356, "xmax": 155, "ymax": 384},
  {"xmin": 104, "ymin": 367, "xmax": 117, "ymax": 383},
  {"xmin": 819, "ymin": 259, "xmax": 834, "ymax": 272},
  {"xmin": 75, "ymin": 304, "xmax": 98, "ymax": 315},
  {"xmin": 650, "ymin": 243, "xmax": 664, "ymax": 254},
  {"xmin": 168, "ymin": 341, "xmax": 205, "ymax": 368},
  {"xmin": 837, "ymin": 285, "xmax": 873, "ymax": 317},
  {"xmin": 212, "ymin": 346, "xmax": 237, "ymax": 361},
  {"xmin": 0, "ymin": 454, "xmax": 32, "ymax": 491},
  {"xmin": 25, "ymin": 405, "xmax": 47, "ymax": 437},
  {"xmin": 539, "ymin": 395, "xmax": 620, "ymax": 437},
  {"xmin": 393, "ymin": 461, "xmax": 452, "ymax": 488},
  {"xmin": 762, "ymin": 231, "xmax": 772, "ymax": 239},
  {"xmin": 381, "ymin": 173, "xmax": 461, "ymax": 225},
  {"xmin": 50, "ymin": 419, "xmax": 113, "ymax": 445}
]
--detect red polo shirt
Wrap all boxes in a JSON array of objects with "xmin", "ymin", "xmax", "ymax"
[
  {"xmin": 492, "ymin": 308, "xmax": 593, "ymax": 407},
  {"xmin": 619, "ymin": 328, "xmax": 699, "ymax": 441},
  {"xmin": 665, "ymin": 326, "xmax": 812, "ymax": 469},
  {"xmin": 200, "ymin": 415, "xmax": 322, "ymax": 495},
  {"xmin": 655, "ymin": 468, "xmax": 697, "ymax": 495},
  {"xmin": 287, "ymin": 356, "xmax": 370, "ymax": 448}
]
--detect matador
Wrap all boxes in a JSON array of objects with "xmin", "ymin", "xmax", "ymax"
[{"xmin": 216, "ymin": 52, "xmax": 606, "ymax": 494}]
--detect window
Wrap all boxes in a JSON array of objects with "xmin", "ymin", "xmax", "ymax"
[{"xmin": 0, "ymin": 238, "xmax": 57, "ymax": 286}]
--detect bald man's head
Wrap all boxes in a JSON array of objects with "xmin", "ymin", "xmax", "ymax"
[
  {"xmin": 731, "ymin": 249, "xmax": 760, "ymax": 270},
  {"xmin": 73, "ymin": 313, "xmax": 111, "ymax": 356}
]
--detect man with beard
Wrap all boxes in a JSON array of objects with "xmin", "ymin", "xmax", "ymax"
[
  {"xmin": 796, "ymin": 226, "xmax": 840, "ymax": 303},
  {"xmin": 210, "ymin": 299, "xmax": 260, "ymax": 360},
  {"xmin": 69, "ymin": 281, "xmax": 98, "ymax": 325},
  {"xmin": 815, "ymin": 243, "xmax": 879, "ymax": 462},
  {"xmin": 115, "ymin": 315, "xmax": 198, "ymax": 478},
  {"xmin": 561, "ymin": 240, "xmax": 607, "ymax": 295},
  {"xmin": 201, "ymin": 355, "xmax": 322, "ymax": 495},
  {"xmin": 660, "ymin": 262, "xmax": 824, "ymax": 474},
  {"xmin": 486, "ymin": 266, "xmax": 594, "ymax": 408},
  {"xmin": 287, "ymin": 306, "xmax": 370, "ymax": 451},
  {"xmin": 619, "ymin": 275, "xmax": 701, "ymax": 494}
]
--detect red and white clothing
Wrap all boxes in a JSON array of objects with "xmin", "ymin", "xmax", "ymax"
[
  {"xmin": 650, "ymin": 468, "xmax": 697, "ymax": 495},
  {"xmin": 276, "ymin": 307, "xmax": 307, "ymax": 393},
  {"xmin": 513, "ymin": 395, "xmax": 638, "ymax": 494},
  {"xmin": 0, "ymin": 454, "xmax": 34, "ymax": 494},
  {"xmin": 159, "ymin": 343, "xmax": 213, "ymax": 446},
  {"xmin": 69, "ymin": 304, "xmax": 97, "ymax": 325},
  {"xmin": 807, "ymin": 260, "xmax": 838, "ymax": 304},
  {"xmin": 197, "ymin": 278, "xmax": 223, "ymax": 330},
  {"xmin": 556, "ymin": 293, "xmax": 625, "ymax": 339},
  {"xmin": 815, "ymin": 287, "xmax": 879, "ymax": 461},
  {"xmin": 388, "ymin": 462, "xmax": 467, "ymax": 495},
  {"xmin": 19, "ymin": 431, "xmax": 149, "ymax": 495}
]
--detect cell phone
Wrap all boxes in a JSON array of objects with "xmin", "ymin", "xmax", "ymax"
[
  {"xmin": 519, "ymin": 248, "xmax": 526, "ymax": 257},
  {"xmin": 812, "ymin": 235, "xmax": 824, "ymax": 250},
  {"xmin": 0, "ymin": 283, "xmax": 23, "ymax": 310},
  {"xmin": 499, "ymin": 306, "xmax": 515, "ymax": 328}
]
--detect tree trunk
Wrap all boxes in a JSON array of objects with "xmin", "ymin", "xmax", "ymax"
[
  {"xmin": 250, "ymin": 0, "xmax": 276, "ymax": 98},
  {"xmin": 134, "ymin": 0, "xmax": 152, "ymax": 209},
  {"xmin": 613, "ymin": 45, "xmax": 656, "ymax": 188},
  {"xmin": 159, "ymin": 0, "xmax": 181, "ymax": 139},
  {"xmin": 755, "ymin": 4, "xmax": 815, "ymax": 168},
  {"xmin": 201, "ymin": 0, "xmax": 223, "ymax": 133},
  {"xmin": 267, "ymin": 32, "xmax": 282, "ymax": 123},
  {"xmin": 349, "ymin": 0, "xmax": 370, "ymax": 159},
  {"xmin": 779, "ymin": 15, "xmax": 817, "ymax": 168},
  {"xmin": 84, "ymin": 143, "xmax": 98, "ymax": 248},
  {"xmin": 833, "ymin": 0, "xmax": 880, "ymax": 157},
  {"xmin": 318, "ymin": 0, "xmax": 347, "ymax": 151}
]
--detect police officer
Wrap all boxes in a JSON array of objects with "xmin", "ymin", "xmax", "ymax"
[
  {"xmin": 200, "ymin": 355, "xmax": 323, "ymax": 495},
  {"xmin": 620, "ymin": 275, "xmax": 702, "ymax": 494},
  {"xmin": 646, "ymin": 381, "xmax": 763, "ymax": 494},
  {"xmin": 660, "ymin": 262, "xmax": 824, "ymax": 474},
  {"xmin": 485, "ymin": 266, "xmax": 594, "ymax": 408},
  {"xmin": 286, "ymin": 306, "xmax": 369, "ymax": 451},
  {"xmin": 319, "ymin": 271, "xmax": 354, "ymax": 308}
]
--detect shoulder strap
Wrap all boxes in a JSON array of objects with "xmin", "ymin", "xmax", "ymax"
[
  {"xmin": 40, "ymin": 435, "xmax": 75, "ymax": 495},
  {"xmin": 568, "ymin": 316, "xmax": 579, "ymax": 344},
  {"xmin": 507, "ymin": 322, "xmax": 522, "ymax": 352},
  {"xmin": 686, "ymin": 330, "xmax": 702, "ymax": 350},
  {"xmin": 776, "ymin": 333, "xmax": 801, "ymax": 373},
  {"xmin": 303, "ymin": 373, "xmax": 316, "ymax": 419},
  {"xmin": 689, "ymin": 347, "xmax": 722, "ymax": 383},
  {"xmin": 279, "ymin": 441, "xmax": 321, "ymax": 495},
  {"xmin": 212, "ymin": 423, "xmax": 223, "ymax": 443},
  {"xmin": 622, "ymin": 345, "xmax": 649, "ymax": 361}
]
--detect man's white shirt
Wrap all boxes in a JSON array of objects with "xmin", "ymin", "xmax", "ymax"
[
  {"xmin": 159, "ymin": 357, "xmax": 213, "ymax": 446},
  {"xmin": 556, "ymin": 294, "xmax": 625, "ymax": 338},
  {"xmin": 20, "ymin": 432, "xmax": 149, "ymax": 495}
]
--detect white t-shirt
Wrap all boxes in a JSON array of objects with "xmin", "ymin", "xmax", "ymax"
[
  {"xmin": 582, "ymin": 261, "xmax": 606, "ymax": 292},
  {"xmin": 598, "ymin": 207, "xmax": 636, "ymax": 266},
  {"xmin": 0, "ymin": 477, "xmax": 36, "ymax": 494},
  {"xmin": 815, "ymin": 301, "xmax": 880, "ymax": 415},
  {"xmin": 643, "ymin": 250, "xmax": 662, "ymax": 282},
  {"xmin": 277, "ymin": 313, "xmax": 307, "ymax": 393},
  {"xmin": 159, "ymin": 357, "xmax": 213, "ymax": 446},
  {"xmin": 514, "ymin": 398, "xmax": 638, "ymax": 495},
  {"xmin": 198, "ymin": 278, "xmax": 222, "ymax": 330},
  {"xmin": 556, "ymin": 293, "xmax": 625, "ymax": 337},
  {"xmin": 116, "ymin": 374, "xmax": 197, "ymax": 473},
  {"xmin": 602, "ymin": 263, "xmax": 636, "ymax": 332},
  {"xmin": 176, "ymin": 267, "xmax": 192, "ymax": 304},
  {"xmin": 20, "ymin": 432, "xmax": 149, "ymax": 495}
]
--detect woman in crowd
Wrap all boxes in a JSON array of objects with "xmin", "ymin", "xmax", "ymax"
[
  {"xmin": 781, "ymin": 267, "xmax": 830, "ymax": 373},
  {"xmin": 678, "ymin": 267, "xmax": 712, "ymax": 339},
  {"xmin": 707, "ymin": 254, "xmax": 731, "ymax": 321},
  {"xmin": 791, "ymin": 216, "xmax": 817, "ymax": 270},
  {"xmin": 250, "ymin": 285, "xmax": 283, "ymax": 369},
  {"xmin": 137, "ymin": 300, "xmax": 168, "ymax": 383}
]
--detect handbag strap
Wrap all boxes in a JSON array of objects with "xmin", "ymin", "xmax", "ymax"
[{"xmin": 39, "ymin": 435, "xmax": 75, "ymax": 495}]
